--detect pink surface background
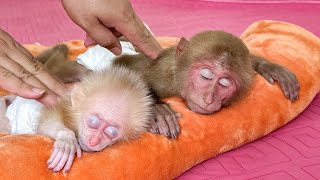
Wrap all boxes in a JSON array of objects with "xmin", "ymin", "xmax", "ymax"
[{"xmin": 1, "ymin": 0, "xmax": 319, "ymax": 179}]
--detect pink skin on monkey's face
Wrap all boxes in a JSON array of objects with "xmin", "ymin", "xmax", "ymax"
[
  {"xmin": 79, "ymin": 115, "xmax": 122, "ymax": 152},
  {"xmin": 180, "ymin": 62, "xmax": 237, "ymax": 114},
  {"xmin": 77, "ymin": 94, "xmax": 126, "ymax": 152}
]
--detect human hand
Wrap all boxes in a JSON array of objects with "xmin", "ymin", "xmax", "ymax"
[
  {"xmin": 0, "ymin": 29, "xmax": 66, "ymax": 106},
  {"xmin": 62, "ymin": 0, "xmax": 162, "ymax": 59}
]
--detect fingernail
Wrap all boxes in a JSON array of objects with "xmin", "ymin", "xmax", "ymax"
[
  {"xmin": 32, "ymin": 88, "xmax": 45, "ymax": 95},
  {"xmin": 172, "ymin": 133, "xmax": 177, "ymax": 139},
  {"xmin": 166, "ymin": 132, "xmax": 171, "ymax": 138},
  {"xmin": 110, "ymin": 47, "xmax": 122, "ymax": 55},
  {"xmin": 176, "ymin": 113, "xmax": 182, "ymax": 118},
  {"xmin": 84, "ymin": 37, "xmax": 96, "ymax": 47}
]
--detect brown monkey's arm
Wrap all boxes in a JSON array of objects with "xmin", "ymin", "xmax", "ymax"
[{"xmin": 250, "ymin": 55, "xmax": 300, "ymax": 101}]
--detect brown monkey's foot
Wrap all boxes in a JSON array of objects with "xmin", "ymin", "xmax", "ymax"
[{"xmin": 149, "ymin": 103, "xmax": 181, "ymax": 139}]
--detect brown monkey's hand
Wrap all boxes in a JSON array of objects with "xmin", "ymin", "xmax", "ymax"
[
  {"xmin": 256, "ymin": 62, "xmax": 300, "ymax": 101},
  {"xmin": 47, "ymin": 128, "xmax": 81, "ymax": 174},
  {"xmin": 149, "ymin": 103, "xmax": 181, "ymax": 139}
]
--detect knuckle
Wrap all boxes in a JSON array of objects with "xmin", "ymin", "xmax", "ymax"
[
  {"xmin": 0, "ymin": 38, "xmax": 9, "ymax": 49},
  {"xmin": 30, "ymin": 60, "xmax": 44, "ymax": 75},
  {"xmin": 20, "ymin": 69, "xmax": 33, "ymax": 80},
  {"xmin": 0, "ymin": 69, "xmax": 13, "ymax": 80},
  {"xmin": 121, "ymin": 10, "xmax": 135, "ymax": 23},
  {"xmin": 155, "ymin": 113, "xmax": 164, "ymax": 120},
  {"xmin": 164, "ymin": 114, "xmax": 172, "ymax": 120},
  {"xmin": 100, "ymin": 39, "xmax": 113, "ymax": 48}
]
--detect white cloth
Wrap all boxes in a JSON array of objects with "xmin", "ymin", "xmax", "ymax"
[
  {"xmin": 77, "ymin": 41, "xmax": 138, "ymax": 71},
  {"xmin": 6, "ymin": 41, "xmax": 138, "ymax": 134},
  {"xmin": 6, "ymin": 97, "xmax": 44, "ymax": 134}
]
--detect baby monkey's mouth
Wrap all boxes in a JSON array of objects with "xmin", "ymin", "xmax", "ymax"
[{"xmin": 78, "ymin": 138, "xmax": 102, "ymax": 152}]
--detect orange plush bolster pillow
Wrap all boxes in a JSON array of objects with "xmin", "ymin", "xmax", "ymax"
[{"xmin": 1, "ymin": 20, "xmax": 320, "ymax": 179}]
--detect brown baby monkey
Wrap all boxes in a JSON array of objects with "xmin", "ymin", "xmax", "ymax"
[
  {"xmin": 34, "ymin": 46, "xmax": 153, "ymax": 173},
  {"xmin": 113, "ymin": 31, "xmax": 299, "ymax": 137}
]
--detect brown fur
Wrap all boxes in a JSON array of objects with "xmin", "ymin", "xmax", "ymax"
[
  {"xmin": 36, "ymin": 44, "xmax": 88, "ymax": 83},
  {"xmin": 114, "ymin": 31, "xmax": 256, "ymax": 106}
]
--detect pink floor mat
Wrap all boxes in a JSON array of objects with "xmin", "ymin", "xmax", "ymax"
[{"xmin": 1, "ymin": 0, "xmax": 319, "ymax": 179}]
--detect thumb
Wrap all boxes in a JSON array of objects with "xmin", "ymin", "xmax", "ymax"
[{"xmin": 84, "ymin": 35, "xmax": 97, "ymax": 47}]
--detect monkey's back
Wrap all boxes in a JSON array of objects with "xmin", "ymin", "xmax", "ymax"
[{"xmin": 114, "ymin": 48, "xmax": 181, "ymax": 98}]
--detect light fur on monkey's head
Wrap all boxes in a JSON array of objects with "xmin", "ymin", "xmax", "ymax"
[{"xmin": 76, "ymin": 65, "xmax": 154, "ymax": 141}]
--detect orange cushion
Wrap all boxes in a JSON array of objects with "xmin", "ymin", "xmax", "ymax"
[{"xmin": 1, "ymin": 20, "xmax": 320, "ymax": 179}]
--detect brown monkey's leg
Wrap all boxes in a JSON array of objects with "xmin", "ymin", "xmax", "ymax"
[{"xmin": 36, "ymin": 44, "xmax": 89, "ymax": 83}]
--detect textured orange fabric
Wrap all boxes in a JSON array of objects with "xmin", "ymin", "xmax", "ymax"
[{"xmin": 0, "ymin": 20, "xmax": 320, "ymax": 179}]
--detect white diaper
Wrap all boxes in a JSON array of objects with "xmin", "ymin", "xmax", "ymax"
[
  {"xmin": 6, "ymin": 41, "xmax": 138, "ymax": 134},
  {"xmin": 77, "ymin": 41, "xmax": 138, "ymax": 71},
  {"xmin": 6, "ymin": 97, "xmax": 44, "ymax": 134}
]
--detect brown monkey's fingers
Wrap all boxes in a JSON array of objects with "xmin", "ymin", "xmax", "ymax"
[
  {"xmin": 174, "ymin": 113, "xmax": 182, "ymax": 133},
  {"xmin": 154, "ymin": 107, "xmax": 170, "ymax": 138},
  {"xmin": 289, "ymin": 74, "xmax": 300, "ymax": 100},
  {"xmin": 149, "ymin": 112, "xmax": 160, "ymax": 134},
  {"xmin": 286, "ymin": 75, "xmax": 297, "ymax": 101},
  {"xmin": 161, "ymin": 104, "xmax": 180, "ymax": 139},
  {"xmin": 115, "ymin": 12, "xmax": 162, "ymax": 59},
  {"xmin": 261, "ymin": 72, "xmax": 275, "ymax": 84},
  {"xmin": 84, "ymin": 17, "xmax": 122, "ymax": 55},
  {"xmin": 278, "ymin": 76, "xmax": 290, "ymax": 99},
  {"xmin": 0, "ymin": 66, "xmax": 46, "ymax": 99},
  {"xmin": 176, "ymin": 113, "xmax": 182, "ymax": 119}
]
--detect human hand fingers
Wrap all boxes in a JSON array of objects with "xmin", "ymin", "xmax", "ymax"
[{"xmin": 0, "ymin": 29, "xmax": 66, "ymax": 105}]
